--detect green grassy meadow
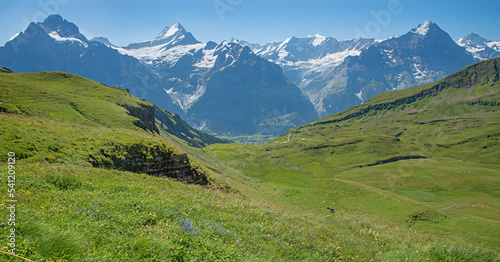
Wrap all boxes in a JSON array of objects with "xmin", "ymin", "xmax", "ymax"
[
  {"xmin": 0, "ymin": 59, "xmax": 499, "ymax": 261},
  {"xmin": 0, "ymin": 71, "xmax": 154, "ymax": 131}
]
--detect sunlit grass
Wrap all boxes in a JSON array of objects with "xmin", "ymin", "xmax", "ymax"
[
  {"xmin": 1, "ymin": 162, "xmax": 497, "ymax": 261},
  {"xmin": 0, "ymin": 59, "xmax": 498, "ymax": 261}
]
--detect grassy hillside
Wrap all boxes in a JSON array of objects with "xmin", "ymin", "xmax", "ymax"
[
  {"xmin": 1, "ymin": 113, "xmax": 496, "ymax": 261},
  {"xmin": 0, "ymin": 71, "xmax": 222, "ymax": 147},
  {"xmin": 7, "ymin": 156, "xmax": 486, "ymax": 261},
  {"xmin": 0, "ymin": 71, "xmax": 234, "ymax": 260},
  {"xmin": 0, "ymin": 71, "xmax": 158, "ymax": 132},
  {"xmin": 205, "ymin": 59, "xmax": 500, "ymax": 258},
  {"xmin": 0, "ymin": 60, "xmax": 499, "ymax": 261}
]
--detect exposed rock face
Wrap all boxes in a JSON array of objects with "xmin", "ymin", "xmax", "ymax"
[
  {"xmin": 247, "ymin": 21, "xmax": 480, "ymax": 117},
  {"xmin": 120, "ymin": 103, "xmax": 159, "ymax": 134},
  {"xmin": 89, "ymin": 144, "xmax": 207, "ymax": 185},
  {"xmin": 121, "ymin": 37, "xmax": 319, "ymax": 136},
  {"xmin": 314, "ymin": 21, "xmax": 475, "ymax": 116},
  {"xmin": 457, "ymin": 33, "xmax": 500, "ymax": 61}
]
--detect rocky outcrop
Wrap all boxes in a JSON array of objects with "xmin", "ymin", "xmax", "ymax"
[
  {"xmin": 88, "ymin": 143, "xmax": 207, "ymax": 185},
  {"xmin": 120, "ymin": 103, "xmax": 159, "ymax": 134}
]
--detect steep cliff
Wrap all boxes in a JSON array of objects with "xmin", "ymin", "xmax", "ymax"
[{"xmin": 120, "ymin": 102, "xmax": 159, "ymax": 134}]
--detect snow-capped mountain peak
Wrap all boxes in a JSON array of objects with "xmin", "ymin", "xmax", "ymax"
[
  {"xmin": 39, "ymin": 14, "xmax": 88, "ymax": 43},
  {"xmin": 457, "ymin": 33, "xmax": 489, "ymax": 47},
  {"xmin": 311, "ymin": 33, "xmax": 327, "ymax": 46},
  {"xmin": 3, "ymin": 14, "xmax": 490, "ymax": 136},
  {"xmin": 456, "ymin": 33, "xmax": 500, "ymax": 61},
  {"xmin": 125, "ymin": 22, "xmax": 199, "ymax": 50},
  {"xmin": 156, "ymin": 22, "xmax": 185, "ymax": 40},
  {"xmin": 217, "ymin": 40, "xmax": 230, "ymax": 48},
  {"xmin": 411, "ymin": 21, "xmax": 439, "ymax": 36}
]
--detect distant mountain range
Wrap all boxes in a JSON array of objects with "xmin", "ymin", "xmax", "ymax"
[
  {"xmin": 245, "ymin": 21, "xmax": 499, "ymax": 116},
  {"xmin": 0, "ymin": 14, "xmax": 316, "ymax": 137},
  {"xmin": 1, "ymin": 14, "xmax": 498, "ymax": 136},
  {"xmin": 457, "ymin": 33, "xmax": 500, "ymax": 61},
  {"xmin": 113, "ymin": 24, "xmax": 318, "ymax": 135}
]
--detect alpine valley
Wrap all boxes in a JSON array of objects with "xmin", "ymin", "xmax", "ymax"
[
  {"xmin": 0, "ymin": 56, "xmax": 498, "ymax": 261},
  {"xmin": 1, "ymin": 14, "xmax": 499, "ymax": 140},
  {"xmin": 0, "ymin": 13, "xmax": 499, "ymax": 261}
]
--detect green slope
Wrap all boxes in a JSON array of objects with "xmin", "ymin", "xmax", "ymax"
[
  {"xmin": 0, "ymin": 71, "xmax": 158, "ymax": 132},
  {"xmin": 0, "ymin": 75, "xmax": 469, "ymax": 262},
  {"xmin": 279, "ymin": 58, "xmax": 500, "ymax": 168},
  {"xmin": 0, "ymin": 61, "xmax": 499, "ymax": 261},
  {"xmin": 0, "ymin": 71, "xmax": 223, "ymax": 148},
  {"xmin": 1, "ymin": 112, "xmax": 497, "ymax": 261},
  {"xmin": 206, "ymin": 58, "xmax": 500, "ymax": 257},
  {"xmin": 0, "ymin": 114, "xmax": 369, "ymax": 261}
]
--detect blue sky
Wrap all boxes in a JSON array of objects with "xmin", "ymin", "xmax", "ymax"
[{"xmin": 1, "ymin": 0, "xmax": 499, "ymax": 46}]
